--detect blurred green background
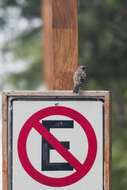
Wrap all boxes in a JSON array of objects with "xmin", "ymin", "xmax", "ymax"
[{"xmin": 0, "ymin": 0, "xmax": 127, "ymax": 189}]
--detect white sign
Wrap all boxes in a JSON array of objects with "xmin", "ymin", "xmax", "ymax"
[{"xmin": 2, "ymin": 92, "xmax": 110, "ymax": 190}]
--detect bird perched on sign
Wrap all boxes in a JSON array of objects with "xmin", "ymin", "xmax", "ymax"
[{"xmin": 73, "ymin": 65, "xmax": 87, "ymax": 94}]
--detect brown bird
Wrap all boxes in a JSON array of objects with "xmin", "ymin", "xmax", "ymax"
[{"xmin": 73, "ymin": 65, "xmax": 87, "ymax": 94}]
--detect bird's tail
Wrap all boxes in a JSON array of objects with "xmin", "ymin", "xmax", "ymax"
[{"xmin": 73, "ymin": 85, "xmax": 80, "ymax": 94}]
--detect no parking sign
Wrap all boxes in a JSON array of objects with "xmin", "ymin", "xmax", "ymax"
[{"xmin": 2, "ymin": 91, "xmax": 111, "ymax": 190}]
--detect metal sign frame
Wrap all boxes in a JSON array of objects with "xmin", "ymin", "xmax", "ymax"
[{"xmin": 2, "ymin": 91, "xmax": 111, "ymax": 190}]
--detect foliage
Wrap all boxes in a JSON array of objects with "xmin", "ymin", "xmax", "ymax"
[
  {"xmin": 0, "ymin": 0, "xmax": 42, "ymax": 89},
  {"xmin": 1, "ymin": 0, "xmax": 127, "ymax": 189},
  {"xmin": 79, "ymin": 1, "xmax": 127, "ymax": 189}
]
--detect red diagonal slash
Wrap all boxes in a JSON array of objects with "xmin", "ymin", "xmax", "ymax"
[
  {"xmin": 18, "ymin": 106, "xmax": 97, "ymax": 187},
  {"xmin": 34, "ymin": 121, "xmax": 83, "ymax": 173}
]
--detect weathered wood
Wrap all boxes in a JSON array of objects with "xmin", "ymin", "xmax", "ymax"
[
  {"xmin": 2, "ymin": 90, "xmax": 110, "ymax": 97},
  {"xmin": 104, "ymin": 92, "xmax": 111, "ymax": 190},
  {"xmin": 2, "ymin": 93, "xmax": 8, "ymax": 190},
  {"xmin": 43, "ymin": 0, "xmax": 78, "ymax": 90}
]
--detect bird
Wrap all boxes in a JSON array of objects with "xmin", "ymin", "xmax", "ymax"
[{"xmin": 73, "ymin": 65, "xmax": 87, "ymax": 94}]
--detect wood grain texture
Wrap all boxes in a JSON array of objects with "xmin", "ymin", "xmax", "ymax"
[
  {"xmin": 52, "ymin": 0, "xmax": 77, "ymax": 28},
  {"xmin": 43, "ymin": 0, "xmax": 78, "ymax": 90},
  {"xmin": 2, "ymin": 93, "xmax": 8, "ymax": 190},
  {"xmin": 2, "ymin": 90, "xmax": 110, "ymax": 97},
  {"xmin": 104, "ymin": 92, "xmax": 111, "ymax": 190}
]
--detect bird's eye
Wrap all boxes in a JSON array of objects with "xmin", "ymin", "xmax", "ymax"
[{"xmin": 82, "ymin": 67, "xmax": 85, "ymax": 70}]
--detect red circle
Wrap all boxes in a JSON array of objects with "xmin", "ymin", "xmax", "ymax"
[{"xmin": 18, "ymin": 106, "xmax": 97, "ymax": 187}]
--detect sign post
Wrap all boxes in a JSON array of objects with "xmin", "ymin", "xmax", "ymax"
[
  {"xmin": 43, "ymin": 0, "xmax": 78, "ymax": 89},
  {"xmin": 2, "ymin": 1, "xmax": 111, "ymax": 190},
  {"xmin": 2, "ymin": 91, "xmax": 111, "ymax": 190}
]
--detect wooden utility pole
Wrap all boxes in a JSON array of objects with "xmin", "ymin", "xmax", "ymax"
[{"xmin": 43, "ymin": 0, "xmax": 78, "ymax": 90}]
